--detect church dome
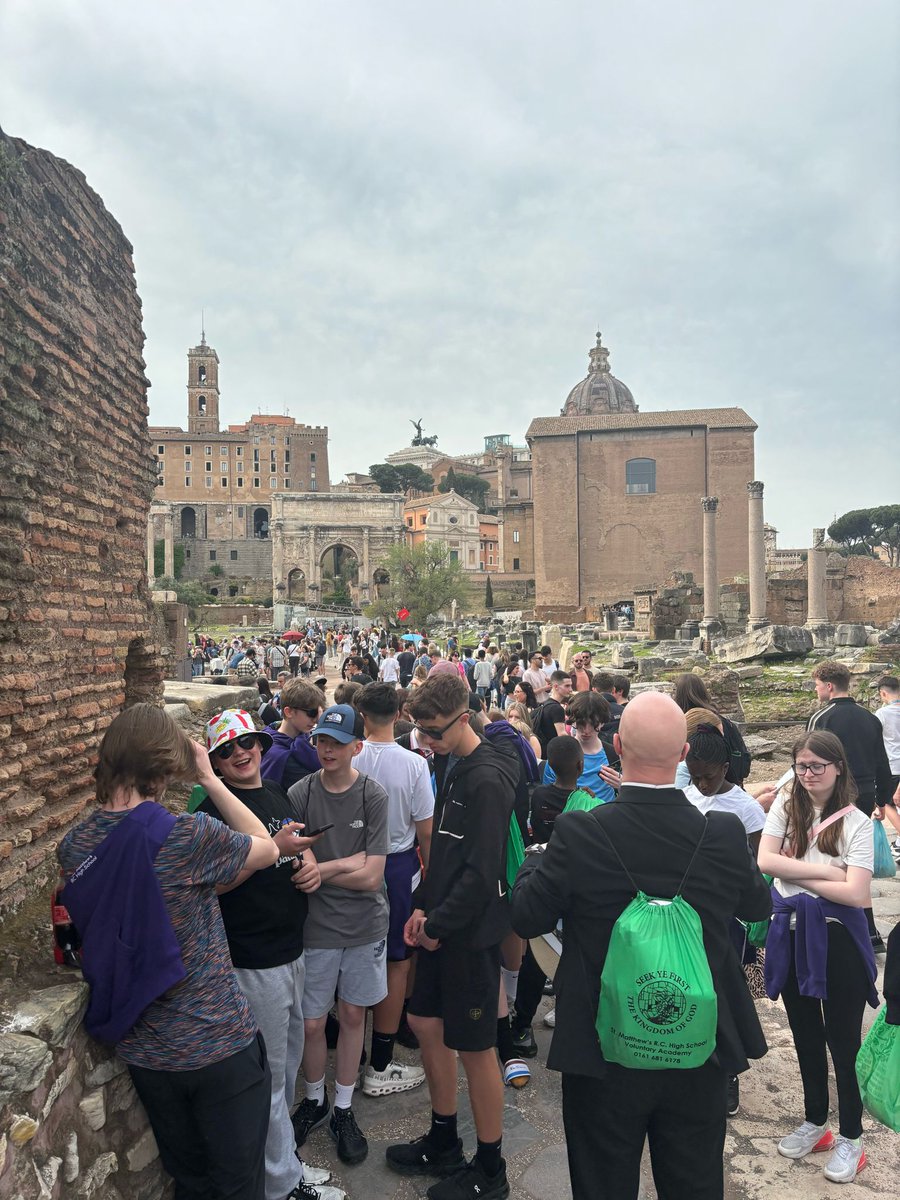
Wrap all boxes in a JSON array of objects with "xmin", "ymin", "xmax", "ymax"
[{"xmin": 562, "ymin": 332, "xmax": 637, "ymax": 416}]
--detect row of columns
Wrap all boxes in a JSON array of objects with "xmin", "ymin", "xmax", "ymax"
[{"xmin": 701, "ymin": 483, "xmax": 828, "ymax": 634}]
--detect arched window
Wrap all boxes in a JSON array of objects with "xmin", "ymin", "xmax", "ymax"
[
  {"xmin": 180, "ymin": 506, "xmax": 196, "ymax": 538},
  {"xmin": 625, "ymin": 458, "xmax": 656, "ymax": 495},
  {"xmin": 198, "ymin": 365, "xmax": 207, "ymax": 383},
  {"xmin": 197, "ymin": 395, "xmax": 207, "ymax": 415}
]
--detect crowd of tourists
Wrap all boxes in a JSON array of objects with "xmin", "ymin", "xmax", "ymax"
[{"xmin": 56, "ymin": 626, "xmax": 900, "ymax": 1200}]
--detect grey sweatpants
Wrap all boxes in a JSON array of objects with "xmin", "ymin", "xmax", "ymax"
[{"xmin": 234, "ymin": 956, "xmax": 306, "ymax": 1200}]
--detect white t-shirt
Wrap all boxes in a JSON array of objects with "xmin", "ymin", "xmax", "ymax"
[
  {"xmin": 683, "ymin": 783, "xmax": 766, "ymax": 835},
  {"xmin": 379, "ymin": 657, "xmax": 400, "ymax": 683},
  {"xmin": 354, "ymin": 740, "xmax": 435, "ymax": 853},
  {"xmin": 875, "ymin": 701, "xmax": 900, "ymax": 774},
  {"xmin": 762, "ymin": 792, "xmax": 874, "ymax": 898}
]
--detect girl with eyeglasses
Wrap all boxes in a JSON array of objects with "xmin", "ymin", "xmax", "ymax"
[{"xmin": 757, "ymin": 731, "xmax": 877, "ymax": 1185}]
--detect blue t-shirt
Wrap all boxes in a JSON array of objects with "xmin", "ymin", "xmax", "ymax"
[{"xmin": 543, "ymin": 748, "xmax": 615, "ymax": 803}]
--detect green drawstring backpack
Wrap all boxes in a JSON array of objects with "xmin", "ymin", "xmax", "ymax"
[{"xmin": 596, "ymin": 819, "xmax": 718, "ymax": 1070}]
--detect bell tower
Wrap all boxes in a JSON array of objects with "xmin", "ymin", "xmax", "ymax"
[{"xmin": 187, "ymin": 328, "xmax": 220, "ymax": 434}]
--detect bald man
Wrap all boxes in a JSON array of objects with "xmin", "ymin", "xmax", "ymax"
[{"xmin": 510, "ymin": 692, "xmax": 771, "ymax": 1200}]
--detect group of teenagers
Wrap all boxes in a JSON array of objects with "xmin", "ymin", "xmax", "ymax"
[{"xmin": 56, "ymin": 639, "xmax": 898, "ymax": 1200}]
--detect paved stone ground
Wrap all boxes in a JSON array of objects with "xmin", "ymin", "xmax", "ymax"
[{"xmin": 298, "ymin": 656, "xmax": 899, "ymax": 1199}]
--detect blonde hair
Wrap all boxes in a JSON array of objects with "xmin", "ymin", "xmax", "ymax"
[
  {"xmin": 505, "ymin": 701, "xmax": 532, "ymax": 729},
  {"xmin": 684, "ymin": 707, "xmax": 723, "ymax": 737},
  {"xmin": 94, "ymin": 704, "xmax": 197, "ymax": 803}
]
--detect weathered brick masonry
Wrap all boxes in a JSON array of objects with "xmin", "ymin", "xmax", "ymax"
[{"xmin": 0, "ymin": 128, "xmax": 163, "ymax": 918}]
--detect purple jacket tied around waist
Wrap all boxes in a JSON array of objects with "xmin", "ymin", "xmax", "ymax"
[
  {"xmin": 764, "ymin": 887, "xmax": 878, "ymax": 1006},
  {"xmin": 62, "ymin": 803, "xmax": 186, "ymax": 1044}
]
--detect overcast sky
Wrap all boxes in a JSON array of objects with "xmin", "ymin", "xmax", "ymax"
[{"xmin": 2, "ymin": 0, "xmax": 897, "ymax": 546}]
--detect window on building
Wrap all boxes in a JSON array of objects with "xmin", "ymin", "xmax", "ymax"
[
  {"xmin": 489, "ymin": 555, "xmax": 494, "ymax": 565},
  {"xmin": 236, "ymin": 446, "xmax": 243, "ymax": 457},
  {"xmin": 513, "ymin": 530, "xmax": 520, "ymax": 543},
  {"xmin": 253, "ymin": 436, "xmax": 260, "ymax": 445},
  {"xmin": 253, "ymin": 478, "xmax": 260, "ymax": 488},
  {"xmin": 198, "ymin": 365, "xmax": 207, "ymax": 383},
  {"xmin": 269, "ymin": 476, "xmax": 277, "ymax": 488},
  {"xmin": 204, "ymin": 446, "xmax": 212, "ymax": 456},
  {"xmin": 284, "ymin": 451, "xmax": 291, "ymax": 463},
  {"xmin": 625, "ymin": 458, "xmax": 656, "ymax": 494},
  {"xmin": 185, "ymin": 462, "xmax": 191, "ymax": 473},
  {"xmin": 509, "ymin": 488, "xmax": 518, "ymax": 497},
  {"xmin": 270, "ymin": 449, "xmax": 276, "ymax": 460},
  {"xmin": 407, "ymin": 517, "xmax": 413, "ymax": 527},
  {"xmin": 420, "ymin": 515, "xmax": 427, "ymax": 526},
  {"xmin": 205, "ymin": 461, "xmax": 212, "ymax": 472},
  {"xmin": 220, "ymin": 446, "xmax": 228, "ymax": 456},
  {"xmin": 310, "ymin": 479, "xmax": 318, "ymax": 491},
  {"xmin": 310, "ymin": 452, "xmax": 316, "ymax": 462},
  {"xmin": 480, "ymin": 561, "xmax": 485, "ymax": 571},
  {"xmin": 197, "ymin": 396, "xmax": 206, "ymax": 415},
  {"xmin": 184, "ymin": 445, "xmax": 191, "ymax": 455},
  {"xmin": 209, "ymin": 550, "xmax": 217, "ymax": 561},
  {"xmin": 185, "ymin": 549, "xmax": 191, "ymax": 559},
  {"xmin": 229, "ymin": 585, "xmax": 239, "ymax": 597},
  {"xmin": 205, "ymin": 477, "xmax": 212, "ymax": 488},
  {"xmin": 449, "ymin": 550, "xmax": 459, "ymax": 563},
  {"xmin": 157, "ymin": 444, "xmax": 165, "ymax": 455},
  {"xmin": 468, "ymin": 549, "xmax": 476, "ymax": 563},
  {"xmin": 284, "ymin": 478, "xmax": 290, "ymax": 488},
  {"xmin": 230, "ymin": 550, "xmax": 238, "ymax": 560},
  {"xmin": 285, "ymin": 436, "xmax": 291, "ymax": 446},
  {"xmin": 253, "ymin": 449, "xmax": 260, "ymax": 461},
  {"xmin": 220, "ymin": 461, "xmax": 228, "ymax": 472},
  {"xmin": 513, "ymin": 557, "xmax": 520, "ymax": 571},
  {"xmin": 185, "ymin": 476, "xmax": 191, "ymax": 487},
  {"xmin": 237, "ymin": 477, "xmax": 244, "ymax": 488},
  {"xmin": 221, "ymin": 477, "xmax": 227, "ymax": 487},
  {"xmin": 270, "ymin": 436, "xmax": 276, "ymax": 445}
]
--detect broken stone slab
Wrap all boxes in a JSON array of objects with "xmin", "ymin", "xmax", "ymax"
[
  {"xmin": 834, "ymin": 623, "xmax": 868, "ymax": 647},
  {"xmin": 744, "ymin": 734, "xmax": 778, "ymax": 758},
  {"xmin": 0, "ymin": 1034, "xmax": 52, "ymax": 1103},
  {"xmin": 6, "ymin": 983, "xmax": 88, "ymax": 1048},
  {"xmin": 610, "ymin": 643, "xmax": 634, "ymax": 668},
  {"xmin": 717, "ymin": 625, "xmax": 813, "ymax": 664},
  {"xmin": 637, "ymin": 656, "xmax": 666, "ymax": 676},
  {"xmin": 732, "ymin": 665, "xmax": 765, "ymax": 680},
  {"xmin": 630, "ymin": 681, "xmax": 675, "ymax": 697},
  {"xmin": 163, "ymin": 680, "xmax": 258, "ymax": 716}
]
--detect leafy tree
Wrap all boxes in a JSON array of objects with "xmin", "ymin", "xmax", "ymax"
[
  {"xmin": 438, "ymin": 470, "xmax": 490, "ymax": 512},
  {"xmin": 368, "ymin": 463, "xmax": 434, "ymax": 494},
  {"xmin": 364, "ymin": 541, "xmax": 467, "ymax": 629},
  {"xmin": 827, "ymin": 509, "xmax": 876, "ymax": 557},
  {"xmin": 208, "ymin": 563, "xmax": 225, "ymax": 578},
  {"xmin": 485, "ymin": 575, "xmax": 494, "ymax": 609},
  {"xmin": 155, "ymin": 576, "xmax": 213, "ymax": 626},
  {"xmin": 870, "ymin": 505, "xmax": 900, "ymax": 566}
]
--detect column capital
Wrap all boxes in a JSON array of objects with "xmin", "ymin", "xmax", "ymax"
[
  {"xmin": 747, "ymin": 480, "xmax": 764, "ymax": 500},
  {"xmin": 701, "ymin": 496, "xmax": 719, "ymax": 513},
  {"xmin": 812, "ymin": 527, "xmax": 825, "ymax": 548}
]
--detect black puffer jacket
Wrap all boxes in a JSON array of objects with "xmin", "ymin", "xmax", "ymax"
[{"xmin": 420, "ymin": 740, "xmax": 518, "ymax": 949}]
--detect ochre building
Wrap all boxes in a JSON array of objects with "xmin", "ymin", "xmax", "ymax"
[{"xmin": 528, "ymin": 333, "xmax": 756, "ymax": 618}]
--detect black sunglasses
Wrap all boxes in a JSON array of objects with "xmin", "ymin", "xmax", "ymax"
[
  {"xmin": 413, "ymin": 710, "xmax": 467, "ymax": 741},
  {"xmin": 215, "ymin": 733, "xmax": 259, "ymax": 760}
]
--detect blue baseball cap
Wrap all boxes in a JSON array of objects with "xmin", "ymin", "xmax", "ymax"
[{"xmin": 310, "ymin": 704, "xmax": 363, "ymax": 745}]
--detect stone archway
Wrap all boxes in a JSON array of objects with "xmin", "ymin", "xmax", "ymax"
[
  {"xmin": 180, "ymin": 506, "xmax": 196, "ymax": 538},
  {"xmin": 253, "ymin": 507, "xmax": 270, "ymax": 539},
  {"xmin": 287, "ymin": 567, "xmax": 306, "ymax": 600},
  {"xmin": 320, "ymin": 543, "xmax": 359, "ymax": 605}
]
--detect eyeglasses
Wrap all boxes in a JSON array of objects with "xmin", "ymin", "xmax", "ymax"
[
  {"xmin": 413, "ymin": 710, "xmax": 467, "ymax": 741},
  {"xmin": 793, "ymin": 761, "xmax": 832, "ymax": 776},
  {"xmin": 215, "ymin": 733, "xmax": 259, "ymax": 760}
]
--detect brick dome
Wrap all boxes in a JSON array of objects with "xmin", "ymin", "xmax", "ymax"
[{"xmin": 562, "ymin": 332, "xmax": 638, "ymax": 416}]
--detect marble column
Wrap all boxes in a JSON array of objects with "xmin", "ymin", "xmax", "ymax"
[
  {"xmin": 747, "ymin": 480, "xmax": 768, "ymax": 629},
  {"xmin": 271, "ymin": 517, "xmax": 285, "ymax": 597},
  {"xmin": 307, "ymin": 527, "xmax": 318, "ymax": 593},
  {"xmin": 701, "ymin": 497, "xmax": 719, "ymax": 622},
  {"xmin": 360, "ymin": 528, "xmax": 371, "ymax": 602},
  {"xmin": 163, "ymin": 509, "xmax": 175, "ymax": 580},
  {"xmin": 146, "ymin": 514, "xmax": 157, "ymax": 581},
  {"xmin": 806, "ymin": 527, "xmax": 829, "ymax": 627}
]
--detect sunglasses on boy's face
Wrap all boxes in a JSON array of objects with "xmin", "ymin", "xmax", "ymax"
[
  {"xmin": 215, "ymin": 733, "xmax": 260, "ymax": 760},
  {"xmin": 287, "ymin": 707, "xmax": 320, "ymax": 720},
  {"xmin": 413, "ymin": 709, "xmax": 467, "ymax": 742}
]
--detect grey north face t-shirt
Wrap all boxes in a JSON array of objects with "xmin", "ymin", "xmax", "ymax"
[{"xmin": 287, "ymin": 770, "xmax": 389, "ymax": 949}]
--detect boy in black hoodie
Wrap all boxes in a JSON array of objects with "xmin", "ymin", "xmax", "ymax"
[{"xmin": 386, "ymin": 673, "xmax": 517, "ymax": 1200}]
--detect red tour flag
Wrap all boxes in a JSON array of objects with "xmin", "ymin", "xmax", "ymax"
[{"xmin": 397, "ymin": 607, "xmax": 410, "ymax": 621}]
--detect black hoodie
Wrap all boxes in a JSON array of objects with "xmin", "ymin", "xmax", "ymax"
[{"xmin": 420, "ymin": 739, "xmax": 518, "ymax": 949}]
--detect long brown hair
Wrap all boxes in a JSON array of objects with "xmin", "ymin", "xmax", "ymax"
[
  {"xmin": 785, "ymin": 731, "xmax": 858, "ymax": 859},
  {"xmin": 94, "ymin": 703, "xmax": 198, "ymax": 803}
]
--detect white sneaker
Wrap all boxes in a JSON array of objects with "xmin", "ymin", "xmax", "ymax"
[
  {"xmin": 296, "ymin": 1184, "xmax": 346, "ymax": 1200},
  {"xmin": 777, "ymin": 1121, "xmax": 834, "ymax": 1159},
  {"xmin": 301, "ymin": 1166, "xmax": 332, "ymax": 1185},
  {"xmin": 361, "ymin": 1060, "xmax": 425, "ymax": 1097},
  {"xmin": 543, "ymin": 1007, "xmax": 556, "ymax": 1029},
  {"xmin": 823, "ymin": 1135, "xmax": 867, "ymax": 1183}
]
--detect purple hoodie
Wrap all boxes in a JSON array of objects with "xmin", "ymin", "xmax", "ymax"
[{"xmin": 260, "ymin": 725, "xmax": 319, "ymax": 792}]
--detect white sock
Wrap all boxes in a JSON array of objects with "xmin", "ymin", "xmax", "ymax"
[
  {"xmin": 501, "ymin": 967, "xmax": 519, "ymax": 1004},
  {"xmin": 305, "ymin": 1075, "xmax": 326, "ymax": 1104},
  {"xmin": 334, "ymin": 1081, "xmax": 355, "ymax": 1110}
]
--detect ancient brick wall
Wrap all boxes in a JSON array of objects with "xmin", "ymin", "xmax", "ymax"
[
  {"xmin": 765, "ymin": 556, "xmax": 900, "ymax": 627},
  {"xmin": 0, "ymin": 129, "xmax": 163, "ymax": 918}
]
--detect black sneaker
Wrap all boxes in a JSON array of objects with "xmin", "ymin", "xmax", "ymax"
[
  {"xmin": 426, "ymin": 1158, "xmax": 509, "ymax": 1199},
  {"xmin": 292, "ymin": 1095, "xmax": 330, "ymax": 1147},
  {"xmin": 510, "ymin": 1024, "xmax": 537, "ymax": 1059},
  {"xmin": 871, "ymin": 935, "xmax": 887, "ymax": 955},
  {"xmin": 542, "ymin": 978, "xmax": 555, "ymax": 996},
  {"xmin": 329, "ymin": 1105, "xmax": 368, "ymax": 1165},
  {"xmin": 386, "ymin": 1133, "xmax": 465, "ymax": 1178},
  {"xmin": 727, "ymin": 1075, "xmax": 740, "ymax": 1117}
]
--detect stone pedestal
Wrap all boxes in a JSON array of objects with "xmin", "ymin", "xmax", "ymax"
[{"xmin": 746, "ymin": 481, "xmax": 768, "ymax": 630}]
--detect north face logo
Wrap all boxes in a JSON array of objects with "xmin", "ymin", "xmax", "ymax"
[{"xmin": 350, "ymin": 819, "xmax": 364, "ymax": 829}]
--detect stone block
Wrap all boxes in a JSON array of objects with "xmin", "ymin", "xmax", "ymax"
[
  {"xmin": 610, "ymin": 643, "xmax": 634, "ymax": 668},
  {"xmin": 10, "ymin": 982, "xmax": 88, "ymax": 1048},
  {"xmin": 540, "ymin": 624, "xmax": 563, "ymax": 659},
  {"xmin": 0, "ymin": 1033, "xmax": 52, "ymax": 1103},
  {"xmin": 637, "ymin": 656, "xmax": 666, "ymax": 677},
  {"xmin": 85, "ymin": 1056, "xmax": 127, "ymax": 1088},
  {"xmin": 43, "ymin": 1055, "xmax": 77, "ymax": 1117},
  {"xmin": 717, "ymin": 625, "xmax": 813, "ymax": 663},
  {"xmin": 64, "ymin": 1131, "xmax": 80, "ymax": 1183},
  {"xmin": 744, "ymin": 734, "xmax": 778, "ymax": 758},
  {"xmin": 79, "ymin": 1088, "xmax": 106, "ymax": 1131},
  {"xmin": 126, "ymin": 1127, "xmax": 160, "ymax": 1172},
  {"xmin": 732, "ymin": 665, "xmax": 765, "ymax": 680},
  {"xmin": 558, "ymin": 639, "xmax": 576, "ymax": 670},
  {"xmin": 78, "ymin": 1151, "xmax": 118, "ymax": 1196},
  {"xmin": 630, "ymin": 681, "xmax": 675, "ymax": 697},
  {"xmin": 9, "ymin": 1114, "xmax": 38, "ymax": 1145},
  {"xmin": 835, "ymin": 623, "xmax": 868, "ymax": 646}
]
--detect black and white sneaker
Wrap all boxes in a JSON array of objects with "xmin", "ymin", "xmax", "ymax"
[
  {"xmin": 329, "ymin": 1105, "xmax": 368, "ymax": 1165},
  {"xmin": 292, "ymin": 1095, "xmax": 330, "ymax": 1147},
  {"xmin": 727, "ymin": 1075, "xmax": 740, "ymax": 1117},
  {"xmin": 385, "ymin": 1133, "xmax": 466, "ymax": 1177},
  {"xmin": 510, "ymin": 1024, "xmax": 538, "ymax": 1058},
  {"xmin": 426, "ymin": 1158, "xmax": 510, "ymax": 1199}
]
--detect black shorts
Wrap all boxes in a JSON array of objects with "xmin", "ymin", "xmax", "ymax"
[{"xmin": 407, "ymin": 942, "xmax": 501, "ymax": 1051}]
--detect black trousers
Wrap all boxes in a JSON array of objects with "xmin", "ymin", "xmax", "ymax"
[
  {"xmin": 562, "ymin": 1060, "xmax": 727, "ymax": 1200},
  {"xmin": 780, "ymin": 922, "xmax": 870, "ymax": 1138},
  {"xmin": 512, "ymin": 944, "xmax": 547, "ymax": 1029},
  {"xmin": 128, "ymin": 1032, "xmax": 271, "ymax": 1200}
]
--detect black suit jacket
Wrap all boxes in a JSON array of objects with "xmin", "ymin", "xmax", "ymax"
[{"xmin": 510, "ymin": 784, "xmax": 772, "ymax": 1079}]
